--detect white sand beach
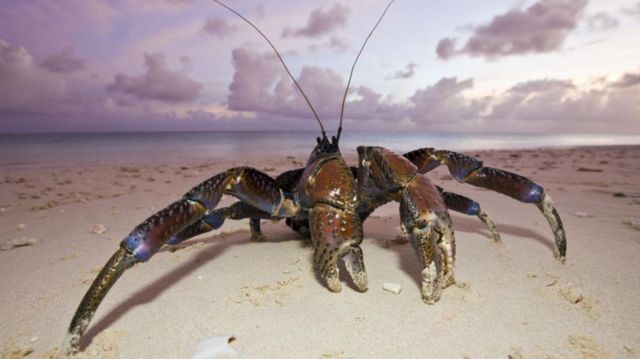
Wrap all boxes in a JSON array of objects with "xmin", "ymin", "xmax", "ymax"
[{"xmin": 1, "ymin": 146, "xmax": 639, "ymax": 358}]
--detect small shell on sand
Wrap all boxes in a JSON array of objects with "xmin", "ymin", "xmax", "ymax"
[
  {"xmin": 383, "ymin": 282, "xmax": 403, "ymax": 294},
  {"xmin": 16, "ymin": 223, "xmax": 26, "ymax": 230},
  {"xmin": 91, "ymin": 224, "xmax": 107, "ymax": 234},
  {"xmin": 1, "ymin": 237, "xmax": 38, "ymax": 251},
  {"xmin": 193, "ymin": 335, "xmax": 238, "ymax": 359}
]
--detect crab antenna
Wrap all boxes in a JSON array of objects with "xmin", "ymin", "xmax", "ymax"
[
  {"xmin": 213, "ymin": 0, "xmax": 326, "ymax": 136},
  {"xmin": 337, "ymin": 0, "xmax": 395, "ymax": 141}
]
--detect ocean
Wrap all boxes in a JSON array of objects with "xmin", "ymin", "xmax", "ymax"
[{"xmin": 1, "ymin": 131, "xmax": 639, "ymax": 169}]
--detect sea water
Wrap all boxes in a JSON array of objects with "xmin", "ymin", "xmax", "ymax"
[{"xmin": 1, "ymin": 131, "xmax": 639, "ymax": 169}]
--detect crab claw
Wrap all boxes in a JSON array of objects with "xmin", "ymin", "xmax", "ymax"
[{"xmin": 309, "ymin": 203, "xmax": 368, "ymax": 293}]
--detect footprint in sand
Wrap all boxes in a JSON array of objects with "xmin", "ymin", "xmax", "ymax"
[
  {"xmin": 530, "ymin": 274, "xmax": 600, "ymax": 320},
  {"xmin": 568, "ymin": 335, "xmax": 612, "ymax": 359}
]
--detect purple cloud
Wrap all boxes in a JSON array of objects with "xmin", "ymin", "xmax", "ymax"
[
  {"xmin": 387, "ymin": 62, "xmax": 417, "ymax": 80},
  {"xmin": 0, "ymin": 39, "xmax": 64, "ymax": 114},
  {"xmin": 407, "ymin": 77, "xmax": 486, "ymax": 124},
  {"xmin": 610, "ymin": 69, "xmax": 640, "ymax": 88},
  {"xmin": 328, "ymin": 36, "xmax": 349, "ymax": 53},
  {"xmin": 282, "ymin": 4, "xmax": 349, "ymax": 38},
  {"xmin": 622, "ymin": 1, "xmax": 640, "ymax": 17},
  {"xmin": 228, "ymin": 48, "xmax": 346, "ymax": 119},
  {"xmin": 508, "ymin": 79, "xmax": 575, "ymax": 93},
  {"xmin": 106, "ymin": 53, "xmax": 203, "ymax": 103},
  {"xmin": 202, "ymin": 17, "xmax": 237, "ymax": 39},
  {"xmin": 587, "ymin": 12, "xmax": 620, "ymax": 31},
  {"xmin": 484, "ymin": 77, "xmax": 640, "ymax": 132},
  {"xmin": 41, "ymin": 47, "xmax": 85, "ymax": 73},
  {"xmin": 437, "ymin": 0, "xmax": 588, "ymax": 60},
  {"xmin": 436, "ymin": 37, "xmax": 456, "ymax": 60}
]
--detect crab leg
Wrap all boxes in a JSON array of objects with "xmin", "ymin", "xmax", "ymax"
[
  {"xmin": 405, "ymin": 148, "xmax": 566, "ymax": 261},
  {"xmin": 436, "ymin": 187, "xmax": 501, "ymax": 243},
  {"xmin": 358, "ymin": 146, "xmax": 456, "ymax": 303},
  {"xmin": 168, "ymin": 201, "xmax": 273, "ymax": 245},
  {"xmin": 61, "ymin": 167, "xmax": 299, "ymax": 355}
]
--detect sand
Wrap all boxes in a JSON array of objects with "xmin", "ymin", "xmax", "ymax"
[{"xmin": 0, "ymin": 146, "xmax": 639, "ymax": 358}]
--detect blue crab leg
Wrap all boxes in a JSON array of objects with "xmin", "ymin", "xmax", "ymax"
[
  {"xmin": 404, "ymin": 148, "xmax": 566, "ymax": 261},
  {"xmin": 61, "ymin": 167, "xmax": 299, "ymax": 355},
  {"xmin": 167, "ymin": 201, "xmax": 273, "ymax": 245},
  {"xmin": 436, "ymin": 186, "xmax": 501, "ymax": 243},
  {"xmin": 358, "ymin": 146, "xmax": 456, "ymax": 303}
]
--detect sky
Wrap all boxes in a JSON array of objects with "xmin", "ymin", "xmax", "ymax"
[{"xmin": 0, "ymin": 0, "xmax": 639, "ymax": 134}]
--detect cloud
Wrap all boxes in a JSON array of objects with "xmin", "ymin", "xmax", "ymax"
[
  {"xmin": 41, "ymin": 47, "xmax": 85, "ymax": 73},
  {"xmin": 202, "ymin": 17, "xmax": 237, "ymax": 39},
  {"xmin": 407, "ymin": 77, "xmax": 487, "ymax": 125},
  {"xmin": 387, "ymin": 62, "xmax": 417, "ymax": 80},
  {"xmin": 0, "ymin": 1, "xmax": 117, "ymax": 55},
  {"xmin": 622, "ymin": 1, "xmax": 640, "ymax": 17},
  {"xmin": 610, "ymin": 68, "xmax": 640, "ymax": 88},
  {"xmin": 307, "ymin": 36, "xmax": 350, "ymax": 53},
  {"xmin": 106, "ymin": 53, "xmax": 203, "ymax": 103},
  {"xmin": 282, "ymin": 4, "xmax": 349, "ymax": 38},
  {"xmin": 436, "ymin": 37, "xmax": 456, "ymax": 60},
  {"xmin": 484, "ymin": 77, "xmax": 640, "ymax": 132},
  {"xmin": 436, "ymin": 0, "xmax": 587, "ymax": 60},
  {"xmin": 0, "ymin": 39, "xmax": 64, "ymax": 115},
  {"xmin": 328, "ymin": 36, "xmax": 349, "ymax": 52},
  {"xmin": 224, "ymin": 48, "xmax": 638, "ymax": 133},
  {"xmin": 228, "ymin": 48, "xmax": 347, "ymax": 119},
  {"xmin": 586, "ymin": 12, "xmax": 620, "ymax": 31}
]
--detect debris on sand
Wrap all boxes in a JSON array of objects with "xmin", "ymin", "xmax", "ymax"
[
  {"xmin": 572, "ymin": 211, "xmax": 592, "ymax": 218},
  {"xmin": 622, "ymin": 219, "xmax": 640, "ymax": 231},
  {"xmin": 1, "ymin": 237, "xmax": 38, "ymax": 251},
  {"xmin": 382, "ymin": 282, "xmax": 403, "ymax": 294},
  {"xmin": 193, "ymin": 336, "xmax": 238, "ymax": 359},
  {"xmin": 1, "ymin": 345, "xmax": 34, "ymax": 358},
  {"xmin": 577, "ymin": 167, "xmax": 603, "ymax": 172},
  {"xmin": 91, "ymin": 224, "xmax": 107, "ymax": 235},
  {"xmin": 560, "ymin": 284, "xmax": 584, "ymax": 304}
]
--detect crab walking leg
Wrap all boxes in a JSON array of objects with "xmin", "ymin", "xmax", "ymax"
[
  {"xmin": 436, "ymin": 187, "xmax": 501, "ymax": 243},
  {"xmin": 355, "ymin": 169, "xmax": 501, "ymax": 243},
  {"xmin": 405, "ymin": 148, "xmax": 566, "ymax": 261},
  {"xmin": 62, "ymin": 167, "xmax": 299, "ymax": 355},
  {"xmin": 309, "ymin": 203, "xmax": 368, "ymax": 293},
  {"xmin": 167, "ymin": 201, "xmax": 273, "ymax": 245},
  {"xmin": 60, "ymin": 199, "xmax": 207, "ymax": 356},
  {"xmin": 358, "ymin": 146, "xmax": 456, "ymax": 303}
]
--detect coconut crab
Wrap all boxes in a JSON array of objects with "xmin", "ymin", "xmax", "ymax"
[{"xmin": 61, "ymin": 0, "xmax": 566, "ymax": 355}]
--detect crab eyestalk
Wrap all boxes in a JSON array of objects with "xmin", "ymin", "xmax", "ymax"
[{"xmin": 60, "ymin": 247, "xmax": 136, "ymax": 356}]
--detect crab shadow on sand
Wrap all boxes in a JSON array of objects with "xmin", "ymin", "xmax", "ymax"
[
  {"xmin": 79, "ymin": 227, "xmax": 303, "ymax": 351},
  {"xmin": 366, "ymin": 214, "xmax": 556, "ymax": 293},
  {"xmin": 79, "ymin": 214, "xmax": 554, "ymax": 350}
]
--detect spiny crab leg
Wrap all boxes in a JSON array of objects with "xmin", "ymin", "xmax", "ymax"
[
  {"xmin": 61, "ymin": 247, "xmax": 135, "ymax": 355},
  {"xmin": 167, "ymin": 201, "xmax": 273, "ymax": 245},
  {"xmin": 61, "ymin": 167, "xmax": 298, "ymax": 356},
  {"xmin": 436, "ymin": 186, "xmax": 501, "ymax": 243},
  {"xmin": 405, "ymin": 148, "xmax": 566, "ymax": 261}
]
